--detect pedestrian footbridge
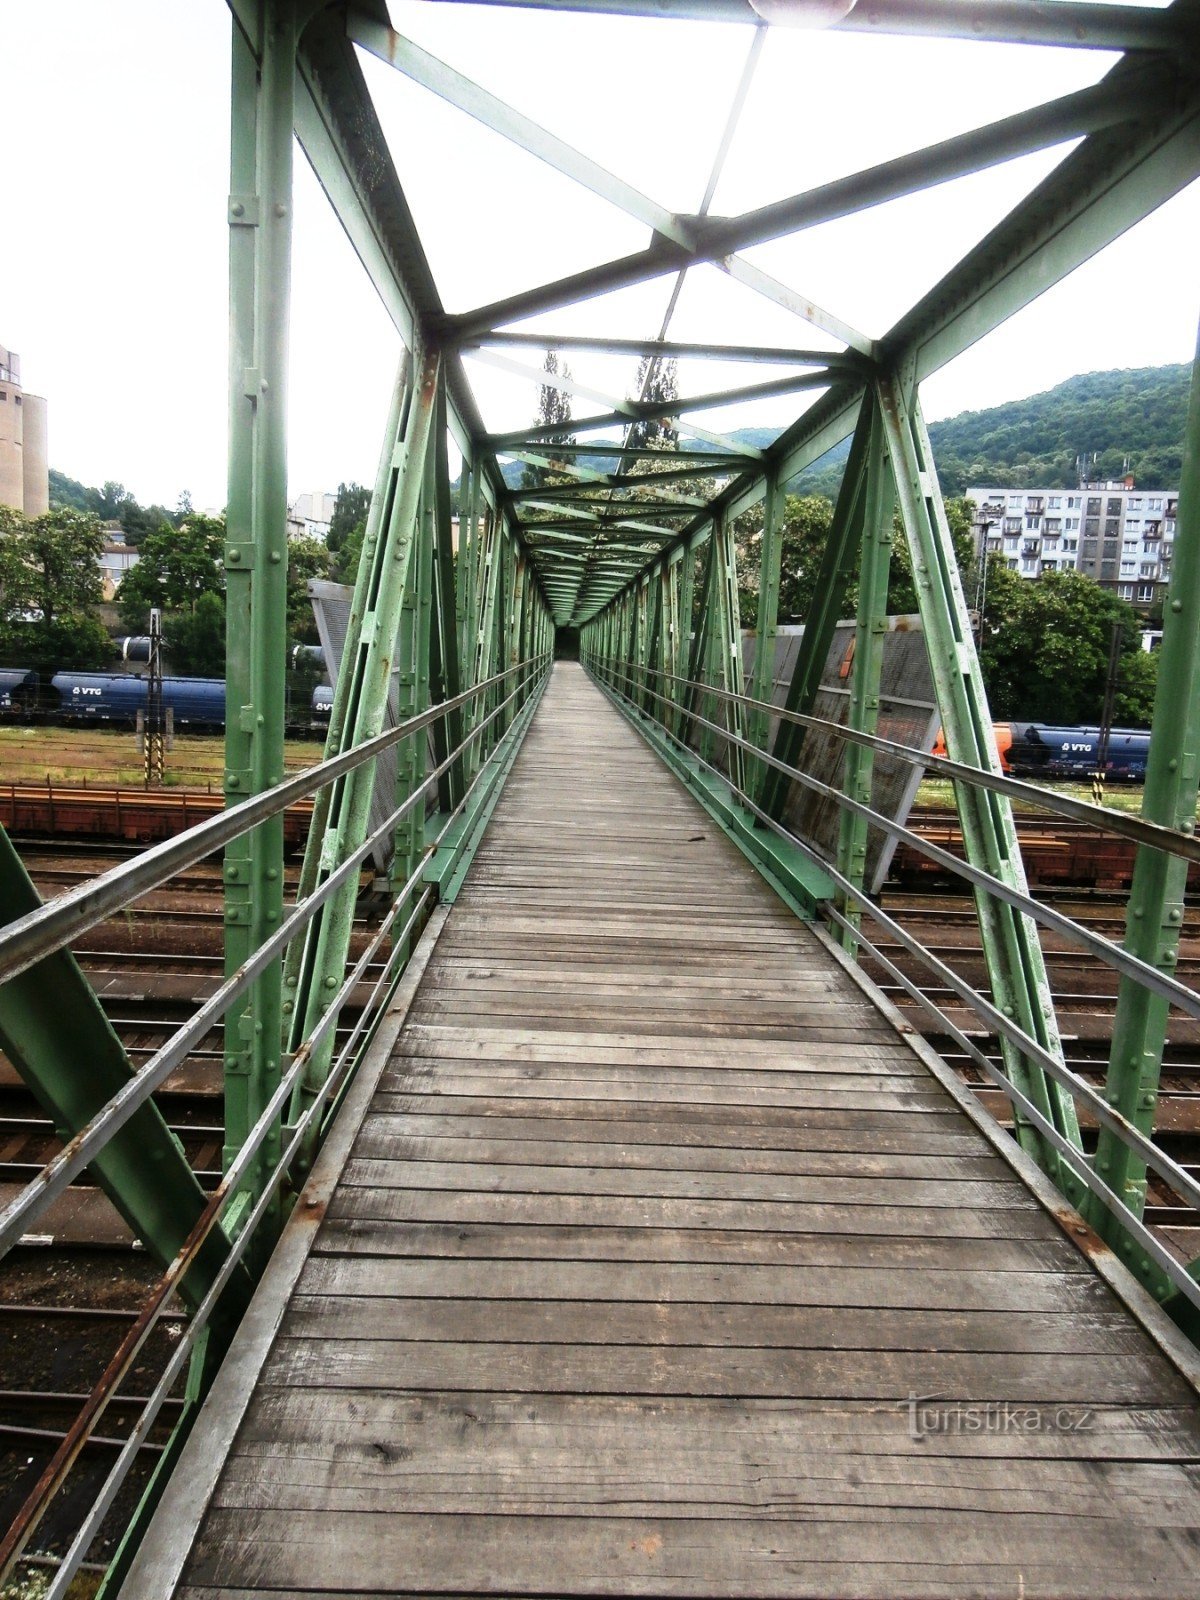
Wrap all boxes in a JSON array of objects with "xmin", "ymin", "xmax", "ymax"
[
  {"xmin": 4, "ymin": 1, "xmax": 1200, "ymax": 1592},
  {"xmin": 111, "ymin": 667, "xmax": 1200, "ymax": 1598}
]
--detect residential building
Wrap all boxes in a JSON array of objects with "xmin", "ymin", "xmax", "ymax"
[
  {"xmin": 99, "ymin": 526, "xmax": 139, "ymax": 599},
  {"xmin": 0, "ymin": 344, "xmax": 49, "ymax": 516},
  {"xmin": 287, "ymin": 489, "xmax": 337, "ymax": 541},
  {"xmin": 968, "ymin": 478, "xmax": 1178, "ymax": 609}
]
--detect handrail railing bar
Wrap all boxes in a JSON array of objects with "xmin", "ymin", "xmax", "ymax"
[
  {"xmin": 599, "ymin": 660, "xmax": 1200, "ymax": 1022},
  {"xmin": 1, "ymin": 660, "xmax": 549, "ymax": 1578},
  {"xmin": 0, "ymin": 653, "xmax": 551, "ymax": 988},
  {"xmin": 590, "ymin": 663, "xmax": 1200, "ymax": 1218},
  {"xmin": 0, "ymin": 669, "xmax": 541, "ymax": 1259},
  {"xmin": 630, "ymin": 659, "xmax": 1200, "ymax": 866},
  {"xmin": 34, "ymin": 880, "xmax": 436, "ymax": 1600},
  {"xmin": 821, "ymin": 899, "xmax": 1200, "ymax": 1313}
]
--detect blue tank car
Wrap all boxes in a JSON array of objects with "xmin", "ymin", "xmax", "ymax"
[
  {"xmin": 0, "ymin": 668, "xmax": 38, "ymax": 718},
  {"xmin": 51, "ymin": 673, "xmax": 227, "ymax": 730},
  {"xmin": 1019, "ymin": 724, "xmax": 1150, "ymax": 781}
]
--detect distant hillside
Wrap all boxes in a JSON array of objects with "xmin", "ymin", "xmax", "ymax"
[{"xmin": 492, "ymin": 364, "xmax": 1191, "ymax": 499}]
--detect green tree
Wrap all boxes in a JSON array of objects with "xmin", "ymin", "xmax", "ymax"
[
  {"xmin": 735, "ymin": 492, "xmax": 976, "ymax": 625},
  {"xmin": 979, "ymin": 565, "xmax": 1146, "ymax": 723},
  {"xmin": 628, "ymin": 355, "xmax": 679, "ymax": 452},
  {"xmin": 522, "ymin": 350, "xmax": 575, "ymax": 490},
  {"xmin": 119, "ymin": 513, "xmax": 225, "ymax": 629},
  {"xmin": 167, "ymin": 589, "xmax": 226, "ymax": 676},
  {"xmin": 287, "ymin": 534, "xmax": 333, "ymax": 643},
  {"xmin": 0, "ymin": 506, "xmax": 112, "ymax": 671}
]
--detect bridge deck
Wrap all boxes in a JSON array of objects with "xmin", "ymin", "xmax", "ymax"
[{"xmin": 134, "ymin": 664, "xmax": 1200, "ymax": 1598}]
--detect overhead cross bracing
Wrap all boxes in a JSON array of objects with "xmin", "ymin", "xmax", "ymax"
[{"xmin": 291, "ymin": 0, "xmax": 1200, "ymax": 629}]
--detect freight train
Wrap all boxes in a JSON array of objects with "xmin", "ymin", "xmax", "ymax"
[
  {"xmin": 0, "ymin": 670, "xmax": 330, "ymax": 735},
  {"xmin": 931, "ymin": 721, "xmax": 1150, "ymax": 782}
]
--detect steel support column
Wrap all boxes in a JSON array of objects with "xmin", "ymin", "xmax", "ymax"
[
  {"xmin": 746, "ymin": 471, "xmax": 783, "ymax": 799},
  {"xmin": 285, "ymin": 344, "xmax": 440, "ymax": 1156},
  {"xmin": 1087, "ymin": 322, "xmax": 1200, "ymax": 1292},
  {"xmin": 222, "ymin": 0, "xmax": 297, "ymax": 1213},
  {"xmin": 877, "ymin": 368, "xmax": 1082, "ymax": 1182},
  {"xmin": 833, "ymin": 395, "xmax": 895, "ymax": 953},
  {"xmin": 759, "ymin": 396, "xmax": 871, "ymax": 820}
]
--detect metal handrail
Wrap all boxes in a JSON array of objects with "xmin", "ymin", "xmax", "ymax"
[
  {"xmin": 0, "ymin": 656, "xmax": 551, "ymax": 1589},
  {"xmin": 0, "ymin": 667, "xmax": 540, "ymax": 1257},
  {"xmin": 597, "ymin": 660, "xmax": 1200, "ymax": 1021},
  {"xmin": 0, "ymin": 654, "xmax": 552, "ymax": 987},
  {"xmin": 588, "ymin": 656, "xmax": 1200, "ymax": 1317},
  {"xmin": 625, "ymin": 658, "xmax": 1200, "ymax": 865}
]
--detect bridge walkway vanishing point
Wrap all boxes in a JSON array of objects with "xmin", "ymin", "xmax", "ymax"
[{"xmin": 128, "ymin": 663, "xmax": 1200, "ymax": 1599}]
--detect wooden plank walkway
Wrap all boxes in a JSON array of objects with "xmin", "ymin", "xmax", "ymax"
[{"xmin": 134, "ymin": 662, "xmax": 1200, "ymax": 1598}]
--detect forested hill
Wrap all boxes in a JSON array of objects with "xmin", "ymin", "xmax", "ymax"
[
  {"xmin": 773, "ymin": 364, "xmax": 1190, "ymax": 497},
  {"xmin": 498, "ymin": 364, "xmax": 1188, "ymax": 496},
  {"xmin": 919, "ymin": 364, "xmax": 1189, "ymax": 493}
]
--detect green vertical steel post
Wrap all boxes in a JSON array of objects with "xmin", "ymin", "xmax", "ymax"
[
  {"xmin": 746, "ymin": 471, "xmax": 783, "ymax": 798},
  {"xmin": 286, "ymin": 348, "xmax": 440, "ymax": 1155},
  {"xmin": 456, "ymin": 461, "xmax": 475, "ymax": 670},
  {"xmin": 877, "ymin": 369, "xmax": 1081, "ymax": 1184},
  {"xmin": 712, "ymin": 509, "xmax": 747, "ymax": 797},
  {"xmin": 834, "ymin": 395, "xmax": 895, "ymax": 954},
  {"xmin": 222, "ymin": 0, "xmax": 295, "ymax": 1211},
  {"xmin": 469, "ymin": 505, "xmax": 498, "ymax": 777},
  {"xmin": 679, "ymin": 528, "xmax": 715, "ymax": 749},
  {"xmin": 1086, "ymin": 325, "xmax": 1200, "ymax": 1288},
  {"xmin": 283, "ymin": 356, "xmax": 412, "ymax": 1020},
  {"xmin": 759, "ymin": 399, "xmax": 871, "ymax": 822},
  {"xmin": 428, "ymin": 379, "xmax": 466, "ymax": 811}
]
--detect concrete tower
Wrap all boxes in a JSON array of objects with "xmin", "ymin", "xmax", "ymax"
[{"xmin": 0, "ymin": 344, "xmax": 49, "ymax": 515}]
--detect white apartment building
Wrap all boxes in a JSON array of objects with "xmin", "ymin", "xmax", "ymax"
[{"xmin": 968, "ymin": 480, "xmax": 1178, "ymax": 607}]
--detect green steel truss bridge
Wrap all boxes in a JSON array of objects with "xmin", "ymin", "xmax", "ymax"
[{"xmin": 4, "ymin": 0, "xmax": 1200, "ymax": 1592}]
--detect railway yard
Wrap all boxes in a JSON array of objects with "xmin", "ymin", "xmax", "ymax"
[{"xmin": 2, "ymin": 774, "xmax": 1198, "ymax": 1589}]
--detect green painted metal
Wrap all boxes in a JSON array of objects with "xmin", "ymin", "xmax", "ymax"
[
  {"xmin": 285, "ymin": 344, "xmax": 440, "ymax": 1153},
  {"xmin": 0, "ymin": 830, "xmax": 241, "ymax": 1311},
  {"xmin": 833, "ymin": 395, "xmax": 895, "ymax": 955},
  {"xmin": 222, "ymin": 0, "xmax": 296, "ymax": 1213},
  {"xmin": 429, "ymin": 376, "xmax": 467, "ymax": 812},
  {"xmin": 745, "ymin": 470, "xmax": 782, "ymax": 800},
  {"xmin": 758, "ymin": 396, "xmax": 871, "ymax": 821},
  {"xmin": 1086, "ymin": 325, "xmax": 1200, "ymax": 1296},
  {"xmin": 876, "ymin": 369, "xmax": 1082, "ymax": 1185}
]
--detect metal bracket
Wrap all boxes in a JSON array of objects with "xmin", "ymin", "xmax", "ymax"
[{"xmin": 228, "ymin": 194, "xmax": 260, "ymax": 226}]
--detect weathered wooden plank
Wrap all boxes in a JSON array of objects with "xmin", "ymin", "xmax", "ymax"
[
  {"xmin": 327, "ymin": 1185, "xmax": 1069, "ymax": 1239},
  {"xmin": 181, "ymin": 1508, "xmax": 1200, "ymax": 1597},
  {"xmin": 335, "ymin": 1157, "xmax": 1029, "ymax": 1208},
  {"xmin": 157, "ymin": 665, "xmax": 1200, "ymax": 1599},
  {"xmin": 295, "ymin": 1257, "xmax": 1106, "ymax": 1313},
  {"xmin": 283, "ymin": 1291, "xmax": 1152, "ymax": 1355},
  {"xmin": 311, "ymin": 1219, "xmax": 1077, "ymax": 1274}
]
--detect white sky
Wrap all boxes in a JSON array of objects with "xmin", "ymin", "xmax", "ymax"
[{"xmin": 1, "ymin": 0, "xmax": 1196, "ymax": 510}]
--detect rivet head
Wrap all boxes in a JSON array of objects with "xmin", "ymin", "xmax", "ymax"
[{"xmin": 231, "ymin": 202, "xmax": 244, "ymax": 218}]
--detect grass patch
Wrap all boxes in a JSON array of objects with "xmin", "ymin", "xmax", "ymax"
[
  {"xmin": 0, "ymin": 726, "xmax": 321, "ymax": 788},
  {"xmin": 915, "ymin": 777, "xmax": 1196, "ymax": 818}
]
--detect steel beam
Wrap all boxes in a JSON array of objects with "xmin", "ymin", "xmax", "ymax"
[
  {"xmin": 0, "ymin": 830, "xmax": 240, "ymax": 1312},
  {"xmin": 759, "ymin": 395, "xmax": 871, "ymax": 820},
  {"xmin": 833, "ymin": 396, "xmax": 895, "ymax": 953},
  {"xmin": 1086, "ymin": 322, "xmax": 1200, "ymax": 1293},
  {"xmin": 876, "ymin": 370, "xmax": 1081, "ymax": 1183},
  {"xmin": 285, "ymin": 345, "xmax": 440, "ymax": 1156},
  {"xmin": 222, "ymin": 0, "xmax": 296, "ymax": 1216}
]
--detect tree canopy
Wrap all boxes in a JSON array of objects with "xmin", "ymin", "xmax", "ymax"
[{"xmin": 0, "ymin": 506, "xmax": 112, "ymax": 671}]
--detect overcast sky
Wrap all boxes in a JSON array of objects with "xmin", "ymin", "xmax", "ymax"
[{"xmin": 2, "ymin": 0, "xmax": 1196, "ymax": 511}]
